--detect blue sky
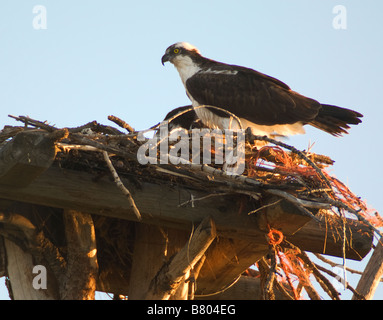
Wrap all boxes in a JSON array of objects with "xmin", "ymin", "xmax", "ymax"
[{"xmin": 0, "ymin": 1, "xmax": 382, "ymax": 300}]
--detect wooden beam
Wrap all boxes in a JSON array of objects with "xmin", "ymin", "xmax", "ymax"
[
  {"xmin": 197, "ymin": 238, "xmax": 268, "ymax": 295},
  {"xmin": 0, "ymin": 166, "xmax": 274, "ymax": 244},
  {"xmin": 352, "ymin": 241, "xmax": 383, "ymax": 300},
  {"xmin": 0, "ymin": 236, "xmax": 6, "ymax": 278},
  {"xmin": 128, "ymin": 224, "xmax": 191, "ymax": 299},
  {"xmin": 4, "ymin": 238, "xmax": 60, "ymax": 299},
  {"xmin": 0, "ymin": 165, "xmax": 372, "ymax": 260},
  {"xmin": 128, "ymin": 224, "xmax": 170, "ymax": 300},
  {"xmin": 60, "ymin": 209, "xmax": 98, "ymax": 300},
  {"xmin": 256, "ymin": 196, "xmax": 314, "ymax": 235},
  {"xmin": 0, "ymin": 129, "xmax": 67, "ymax": 187},
  {"xmin": 145, "ymin": 216, "xmax": 216, "ymax": 300},
  {"xmin": 289, "ymin": 217, "xmax": 373, "ymax": 261}
]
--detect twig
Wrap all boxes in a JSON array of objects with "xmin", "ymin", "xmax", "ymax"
[
  {"xmin": 56, "ymin": 143, "xmax": 102, "ymax": 153},
  {"xmin": 323, "ymin": 196, "xmax": 383, "ymax": 239},
  {"xmin": 266, "ymin": 189, "xmax": 331, "ymax": 210},
  {"xmin": 102, "ymin": 151, "xmax": 141, "ymax": 220},
  {"xmin": 294, "ymin": 250, "xmax": 340, "ymax": 300},
  {"xmin": 247, "ymin": 199, "xmax": 282, "ymax": 215},
  {"xmin": 274, "ymin": 280, "xmax": 295, "ymax": 300},
  {"xmin": 178, "ymin": 193, "xmax": 229, "ymax": 207},
  {"xmin": 69, "ymin": 133, "xmax": 137, "ymax": 160},
  {"xmin": 341, "ymin": 212, "xmax": 347, "ymax": 290},
  {"xmin": 301, "ymin": 278, "xmax": 321, "ymax": 300},
  {"xmin": 9, "ymin": 114, "xmax": 124, "ymax": 136},
  {"xmin": 69, "ymin": 121, "xmax": 124, "ymax": 135},
  {"xmin": 155, "ymin": 167, "xmax": 200, "ymax": 182},
  {"xmin": 108, "ymin": 115, "xmax": 135, "ymax": 133},
  {"xmin": 313, "ymin": 253, "xmax": 377, "ymax": 279},
  {"xmin": 193, "ymin": 275, "xmax": 241, "ymax": 298},
  {"xmin": 9, "ymin": 114, "xmax": 57, "ymax": 132},
  {"xmin": 303, "ymin": 188, "xmax": 333, "ymax": 195},
  {"xmin": 315, "ymin": 263, "xmax": 363, "ymax": 299},
  {"xmin": 264, "ymin": 245, "xmax": 277, "ymax": 300}
]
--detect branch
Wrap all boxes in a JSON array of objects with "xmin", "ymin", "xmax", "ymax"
[
  {"xmin": 8, "ymin": 115, "xmax": 58, "ymax": 132},
  {"xmin": 9, "ymin": 114, "xmax": 123, "ymax": 135},
  {"xmin": 108, "ymin": 115, "xmax": 135, "ymax": 133},
  {"xmin": 297, "ymin": 250, "xmax": 341, "ymax": 300},
  {"xmin": 353, "ymin": 240, "xmax": 383, "ymax": 300},
  {"xmin": 314, "ymin": 263, "xmax": 363, "ymax": 299},
  {"xmin": 178, "ymin": 193, "xmax": 230, "ymax": 208},
  {"xmin": 102, "ymin": 151, "xmax": 141, "ymax": 220},
  {"xmin": 263, "ymin": 246, "xmax": 277, "ymax": 300},
  {"xmin": 314, "ymin": 253, "xmax": 367, "ymax": 277},
  {"xmin": 68, "ymin": 120, "xmax": 124, "ymax": 135}
]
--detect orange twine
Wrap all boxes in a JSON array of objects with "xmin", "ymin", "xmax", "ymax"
[
  {"xmin": 277, "ymin": 250, "xmax": 300, "ymax": 300},
  {"xmin": 267, "ymin": 228, "xmax": 284, "ymax": 246},
  {"xmin": 266, "ymin": 228, "xmax": 301, "ymax": 300}
]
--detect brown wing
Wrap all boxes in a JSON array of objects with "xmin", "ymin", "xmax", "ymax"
[{"xmin": 186, "ymin": 65, "xmax": 321, "ymax": 126}]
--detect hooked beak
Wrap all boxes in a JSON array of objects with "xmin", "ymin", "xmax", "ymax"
[{"xmin": 161, "ymin": 53, "xmax": 170, "ymax": 66}]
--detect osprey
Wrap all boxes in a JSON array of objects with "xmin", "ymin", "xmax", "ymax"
[
  {"xmin": 161, "ymin": 42, "xmax": 363, "ymax": 137},
  {"xmin": 162, "ymin": 105, "xmax": 199, "ymax": 132}
]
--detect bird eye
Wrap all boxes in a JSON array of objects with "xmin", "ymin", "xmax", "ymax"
[{"xmin": 173, "ymin": 48, "xmax": 180, "ymax": 54}]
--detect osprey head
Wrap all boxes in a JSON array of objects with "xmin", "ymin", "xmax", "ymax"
[{"xmin": 161, "ymin": 42, "xmax": 201, "ymax": 66}]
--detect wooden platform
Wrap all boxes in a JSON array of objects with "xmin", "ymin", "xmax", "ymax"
[{"xmin": 0, "ymin": 125, "xmax": 375, "ymax": 299}]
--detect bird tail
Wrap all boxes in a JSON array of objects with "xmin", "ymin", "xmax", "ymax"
[{"xmin": 309, "ymin": 104, "xmax": 363, "ymax": 136}]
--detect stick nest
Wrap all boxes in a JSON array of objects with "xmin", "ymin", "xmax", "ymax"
[{"xmin": 2, "ymin": 114, "xmax": 382, "ymax": 300}]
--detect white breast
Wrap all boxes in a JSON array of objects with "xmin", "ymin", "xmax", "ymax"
[{"xmin": 172, "ymin": 55, "xmax": 201, "ymax": 85}]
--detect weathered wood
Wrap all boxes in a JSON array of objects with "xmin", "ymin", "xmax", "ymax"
[
  {"xmin": 256, "ymin": 196, "xmax": 314, "ymax": 235},
  {"xmin": 128, "ymin": 224, "xmax": 190, "ymax": 299},
  {"xmin": 128, "ymin": 224, "xmax": 169, "ymax": 300},
  {"xmin": 187, "ymin": 255, "xmax": 206, "ymax": 300},
  {"xmin": 0, "ymin": 236, "xmax": 6, "ymax": 278},
  {"xmin": 197, "ymin": 238, "xmax": 268, "ymax": 295},
  {"xmin": 145, "ymin": 217, "xmax": 216, "ymax": 300},
  {"xmin": 0, "ymin": 165, "xmax": 372, "ymax": 260},
  {"xmin": 4, "ymin": 238, "xmax": 59, "ymax": 299},
  {"xmin": 0, "ymin": 202, "xmax": 68, "ymax": 281},
  {"xmin": 60, "ymin": 209, "xmax": 98, "ymax": 300},
  {"xmin": 289, "ymin": 217, "xmax": 373, "ymax": 261},
  {"xmin": 352, "ymin": 241, "xmax": 383, "ymax": 300},
  {"xmin": 0, "ymin": 129, "xmax": 66, "ymax": 187}
]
